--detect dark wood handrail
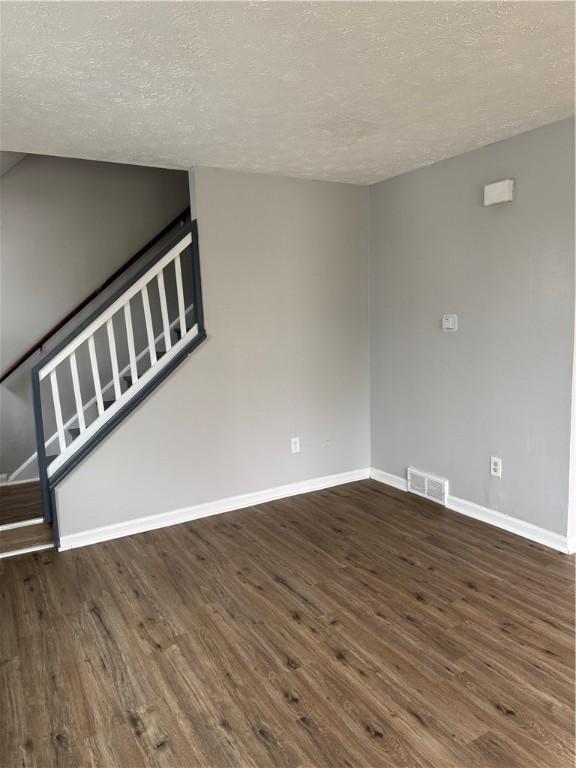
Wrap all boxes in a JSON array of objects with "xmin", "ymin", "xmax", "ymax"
[{"xmin": 0, "ymin": 206, "xmax": 191, "ymax": 384}]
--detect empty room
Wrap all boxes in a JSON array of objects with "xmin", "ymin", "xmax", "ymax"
[{"xmin": 0, "ymin": 2, "xmax": 574, "ymax": 766}]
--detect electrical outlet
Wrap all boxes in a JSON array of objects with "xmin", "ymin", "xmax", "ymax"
[
  {"xmin": 490, "ymin": 456, "xmax": 502, "ymax": 478},
  {"xmin": 291, "ymin": 437, "xmax": 301, "ymax": 454}
]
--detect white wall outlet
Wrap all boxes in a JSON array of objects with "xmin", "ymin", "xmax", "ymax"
[
  {"xmin": 291, "ymin": 437, "xmax": 301, "ymax": 454},
  {"xmin": 441, "ymin": 314, "xmax": 458, "ymax": 332},
  {"xmin": 490, "ymin": 456, "xmax": 502, "ymax": 478}
]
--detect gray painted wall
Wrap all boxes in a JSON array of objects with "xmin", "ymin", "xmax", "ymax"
[
  {"xmin": 0, "ymin": 152, "xmax": 26, "ymax": 176},
  {"xmin": 0, "ymin": 155, "xmax": 189, "ymax": 475},
  {"xmin": 370, "ymin": 118, "xmax": 575, "ymax": 536},
  {"xmin": 56, "ymin": 168, "xmax": 370, "ymax": 535}
]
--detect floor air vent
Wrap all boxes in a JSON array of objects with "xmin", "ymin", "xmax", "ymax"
[{"xmin": 407, "ymin": 468, "xmax": 448, "ymax": 506}]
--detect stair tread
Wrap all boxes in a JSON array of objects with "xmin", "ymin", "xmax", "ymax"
[
  {"xmin": 0, "ymin": 522, "xmax": 53, "ymax": 556},
  {"xmin": 0, "ymin": 482, "xmax": 42, "ymax": 525}
]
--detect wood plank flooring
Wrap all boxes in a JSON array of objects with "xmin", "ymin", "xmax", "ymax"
[
  {"xmin": 1, "ymin": 480, "xmax": 574, "ymax": 767},
  {"xmin": 0, "ymin": 482, "xmax": 43, "ymax": 525},
  {"xmin": 0, "ymin": 522, "xmax": 53, "ymax": 557}
]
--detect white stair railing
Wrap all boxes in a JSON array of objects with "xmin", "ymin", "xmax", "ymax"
[
  {"xmin": 32, "ymin": 226, "xmax": 205, "ymax": 482},
  {"xmin": 8, "ymin": 304, "xmax": 196, "ymax": 483}
]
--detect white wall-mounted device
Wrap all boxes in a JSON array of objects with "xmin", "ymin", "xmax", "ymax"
[
  {"xmin": 441, "ymin": 314, "xmax": 458, "ymax": 332},
  {"xmin": 483, "ymin": 179, "xmax": 514, "ymax": 206}
]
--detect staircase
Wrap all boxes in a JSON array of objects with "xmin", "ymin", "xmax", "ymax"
[
  {"xmin": 0, "ymin": 481, "xmax": 53, "ymax": 558},
  {"xmin": 0, "ymin": 215, "xmax": 206, "ymax": 557}
]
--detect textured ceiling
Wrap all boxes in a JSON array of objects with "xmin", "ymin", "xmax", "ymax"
[{"xmin": 1, "ymin": 2, "xmax": 574, "ymax": 184}]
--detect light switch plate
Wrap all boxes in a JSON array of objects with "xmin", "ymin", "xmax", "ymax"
[{"xmin": 441, "ymin": 314, "xmax": 458, "ymax": 332}]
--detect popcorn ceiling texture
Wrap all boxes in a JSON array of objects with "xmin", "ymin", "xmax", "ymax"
[{"xmin": 1, "ymin": 2, "xmax": 574, "ymax": 184}]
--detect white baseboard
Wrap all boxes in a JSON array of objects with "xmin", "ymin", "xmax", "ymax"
[
  {"xmin": 369, "ymin": 467, "xmax": 573, "ymax": 555},
  {"xmin": 446, "ymin": 494, "xmax": 570, "ymax": 553},
  {"xmin": 0, "ymin": 517, "xmax": 44, "ymax": 532},
  {"xmin": 369, "ymin": 467, "xmax": 408, "ymax": 491},
  {"xmin": 56, "ymin": 465, "xmax": 575, "ymax": 555},
  {"xmin": 58, "ymin": 468, "xmax": 371, "ymax": 551},
  {"xmin": 0, "ymin": 543, "xmax": 53, "ymax": 560}
]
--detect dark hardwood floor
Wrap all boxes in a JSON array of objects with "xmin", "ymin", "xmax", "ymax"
[
  {"xmin": 1, "ymin": 480, "xmax": 574, "ymax": 767},
  {"xmin": 0, "ymin": 521, "xmax": 53, "ymax": 556},
  {"xmin": 0, "ymin": 482, "xmax": 52, "ymax": 558},
  {"xmin": 0, "ymin": 482, "xmax": 43, "ymax": 525}
]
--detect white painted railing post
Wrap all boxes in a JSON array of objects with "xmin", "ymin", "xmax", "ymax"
[
  {"xmin": 106, "ymin": 319, "xmax": 122, "ymax": 400},
  {"xmin": 157, "ymin": 270, "xmax": 172, "ymax": 352},
  {"xmin": 174, "ymin": 253, "xmax": 187, "ymax": 337},
  {"xmin": 124, "ymin": 303, "xmax": 138, "ymax": 383},
  {"xmin": 88, "ymin": 336, "xmax": 104, "ymax": 416},
  {"xmin": 141, "ymin": 284, "xmax": 157, "ymax": 365},
  {"xmin": 49, "ymin": 370, "xmax": 66, "ymax": 453},
  {"xmin": 69, "ymin": 352, "xmax": 86, "ymax": 433}
]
